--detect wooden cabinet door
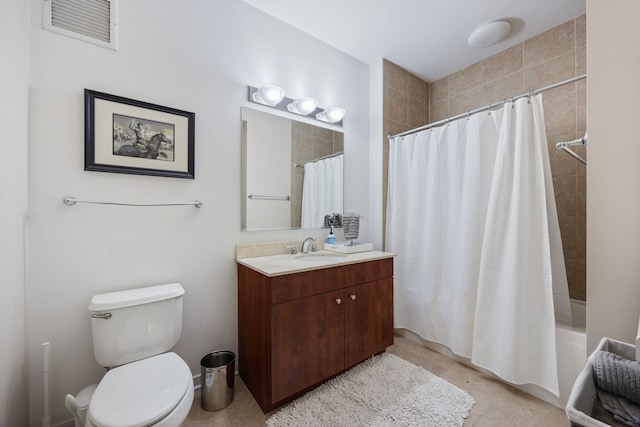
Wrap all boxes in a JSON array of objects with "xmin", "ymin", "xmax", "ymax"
[
  {"xmin": 344, "ymin": 278, "xmax": 394, "ymax": 368},
  {"xmin": 270, "ymin": 289, "xmax": 345, "ymax": 403}
]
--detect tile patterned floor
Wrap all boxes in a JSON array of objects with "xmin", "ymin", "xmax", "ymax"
[{"xmin": 184, "ymin": 334, "xmax": 569, "ymax": 426}]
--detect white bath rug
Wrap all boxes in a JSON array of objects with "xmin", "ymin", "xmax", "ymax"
[{"xmin": 265, "ymin": 352, "xmax": 476, "ymax": 427}]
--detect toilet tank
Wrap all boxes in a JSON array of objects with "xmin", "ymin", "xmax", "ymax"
[{"xmin": 88, "ymin": 283, "xmax": 185, "ymax": 368}]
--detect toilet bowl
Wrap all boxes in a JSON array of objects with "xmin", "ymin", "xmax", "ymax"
[
  {"xmin": 65, "ymin": 283, "xmax": 194, "ymax": 427},
  {"xmin": 85, "ymin": 352, "xmax": 194, "ymax": 427}
]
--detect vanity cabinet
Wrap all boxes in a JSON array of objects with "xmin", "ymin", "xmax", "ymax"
[{"xmin": 237, "ymin": 257, "xmax": 393, "ymax": 412}]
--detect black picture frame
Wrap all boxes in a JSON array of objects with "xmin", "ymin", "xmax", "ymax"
[{"xmin": 84, "ymin": 89, "xmax": 195, "ymax": 179}]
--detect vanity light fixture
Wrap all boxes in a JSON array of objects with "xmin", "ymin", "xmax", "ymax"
[
  {"xmin": 252, "ymin": 85, "xmax": 286, "ymax": 106},
  {"xmin": 287, "ymin": 97, "xmax": 318, "ymax": 116},
  {"xmin": 248, "ymin": 85, "xmax": 345, "ymax": 127},
  {"xmin": 316, "ymin": 107, "xmax": 346, "ymax": 124},
  {"xmin": 467, "ymin": 20, "xmax": 512, "ymax": 48}
]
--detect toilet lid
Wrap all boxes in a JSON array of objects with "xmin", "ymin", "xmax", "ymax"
[{"xmin": 88, "ymin": 352, "xmax": 191, "ymax": 427}]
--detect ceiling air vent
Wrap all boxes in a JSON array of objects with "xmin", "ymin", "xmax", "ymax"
[{"xmin": 42, "ymin": 0, "xmax": 118, "ymax": 50}]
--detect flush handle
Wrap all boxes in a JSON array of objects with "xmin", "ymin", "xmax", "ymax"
[{"xmin": 91, "ymin": 313, "xmax": 112, "ymax": 320}]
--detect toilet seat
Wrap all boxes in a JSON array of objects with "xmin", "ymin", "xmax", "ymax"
[{"xmin": 87, "ymin": 352, "xmax": 192, "ymax": 427}]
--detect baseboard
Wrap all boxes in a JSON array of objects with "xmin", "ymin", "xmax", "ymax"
[{"xmin": 53, "ymin": 419, "xmax": 74, "ymax": 427}]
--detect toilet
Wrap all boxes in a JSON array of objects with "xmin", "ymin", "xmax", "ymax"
[{"xmin": 67, "ymin": 283, "xmax": 194, "ymax": 427}]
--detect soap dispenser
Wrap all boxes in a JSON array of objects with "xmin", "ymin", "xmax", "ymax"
[{"xmin": 327, "ymin": 227, "xmax": 336, "ymax": 244}]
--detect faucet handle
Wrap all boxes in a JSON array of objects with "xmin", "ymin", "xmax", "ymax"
[
  {"xmin": 286, "ymin": 245, "xmax": 297, "ymax": 255},
  {"xmin": 311, "ymin": 242, "xmax": 317, "ymax": 252}
]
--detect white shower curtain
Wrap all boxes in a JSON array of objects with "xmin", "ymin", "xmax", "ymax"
[
  {"xmin": 301, "ymin": 154, "xmax": 343, "ymax": 228},
  {"xmin": 386, "ymin": 95, "xmax": 568, "ymax": 396}
]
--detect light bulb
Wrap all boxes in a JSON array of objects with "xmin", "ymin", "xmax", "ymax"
[
  {"xmin": 287, "ymin": 97, "xmax": 318, "ymax": 115},
  {"xmin": 317, "ymin": 107, "xmax": 345, "ymax": 124},
  {"xmin": 252, "ymin": 85, "xmax": 285, "ymax": 106}
]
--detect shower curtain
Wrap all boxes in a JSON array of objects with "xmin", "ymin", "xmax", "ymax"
[
  {"xmin": 386, "ymin": 95, "xmax": 568, "ymax": 396},
  {"xmin": 301, "ymin": 154, "xmax": 343, "ymax": 228}
]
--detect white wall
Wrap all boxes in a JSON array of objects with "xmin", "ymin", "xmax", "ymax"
[
  {"xmin": 27, "ymin": 0, "xmax": 369, "ymax": 424},
  {"xmin": 243, "ymin": 108, "xmax": 291, "ymax": 229},
  {"xmin": 586, "ymin": 0, "xmax": 640, "ymax": 352},
  {"xmin": 0, "ymin": 1, "xmax": 30, "ymax": 425}
]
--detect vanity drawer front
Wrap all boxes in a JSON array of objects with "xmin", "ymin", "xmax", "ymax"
[
  {"xmin": 270, "ymin": 258, "xmax": 393, "ymax": 304},
  {"xmin": 270, "ymin": 268, "xmax": 341, "ymax": 304}
]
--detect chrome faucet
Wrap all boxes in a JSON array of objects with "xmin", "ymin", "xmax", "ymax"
[{"xmin": 301, "ymin": 237, "xmax": 317, "ymax": 254}]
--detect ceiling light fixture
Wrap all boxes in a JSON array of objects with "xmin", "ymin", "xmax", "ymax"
[
  {"xmin": 287, "ymin": 97, "xmax": 318, "ymax": 116},
  {"xmin": 467, "ymin": 20, "xmax": 512, "ymax": 48},
  {"xmin": 251, "ymin": 85, "xmax": 285, "ymax": 106},
  {"xmin": 316, "ymin": 107, "xmax": 345, "ymax": 124}
]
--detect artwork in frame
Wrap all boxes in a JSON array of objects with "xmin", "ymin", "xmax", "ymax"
[{"xmin": 84, "ymin": 89, "xmax": 195, "ymax": 179}]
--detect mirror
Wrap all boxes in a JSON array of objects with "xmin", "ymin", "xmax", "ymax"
[{"xmin": 241, "ymin": 107, "xmax": 344, "ymax": 230}]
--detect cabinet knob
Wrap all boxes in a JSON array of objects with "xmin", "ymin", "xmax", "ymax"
[
  {"xmin": 335, "ymin": 298, "xmax": 342, "ymax": 304},
  {"xmin": 350, "ymin": 294, "xmax": 356, "ymax": 301}
]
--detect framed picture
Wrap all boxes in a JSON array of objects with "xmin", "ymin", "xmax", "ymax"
[{"xmin": 84, "ymin": 89, "xmax": 195, "ymax": 179}]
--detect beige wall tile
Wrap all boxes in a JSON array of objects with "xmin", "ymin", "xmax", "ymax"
[
  {"xmin": 576, "ymin": 14, "xmax": 586, "ymax": 49},
  {"xmin": 388, "ymin": 86, "xmax": 408, "ymax": 124},
  {"xmin": 576, "ymin": 175, "xmax": 586, "ymax": 217},
  {"xmin": 293, "ymin": 133, "xmax": 313, "ymax": 156},
  {"xmin": 430, "ymin": 77, "xmax": 449, "ymax": 103},
  {"xmin": 554, "ymin": 175, "xmax": 577, "ymax": 218},
  {"xmin": 576, "ymin": 215, "xmax": 586, "ymax": 259},
  {"xmin": 481, "ymin": 71, "xmax": 524, "ymax": 105},
  {"xmin": 385, "ymin": 118, "xmax": 409, "ymax": 138},
  {"xmin": 577, "ymin": 89, "xmax": 587, "ymax": 136},
  {"xmin": 548, "ymin": 134, "xmax": 578, "ymax": 177},
  {"xmin": 408, "ymin": 95, "xmax": 428, "ymax": 129},
  {"xmin": 542, "ymin": 92, "xmax": 577, "ymax": 139},
  {"xmin": 524, "ymin": 20, "xmax": 575, "ymax": 67},
  {"xmin": 407, "ymin": 73, "xmax": 428, "ymax": 103},
  {"xmin": 564, "ymin": 258, "xmax": 582, "ymax": 299},
  {"xmin": 559, "ymin": 215, "xmax": 577, "ymax": 259},
  {"xmin": 384, "ymin": 59, "xmax": 407, "ymax": 92},
  {"xmin": 482, "ymin": 43, "xmax": 523, "ymax": 83},
  {"xmin": 449, "ymin": 87, "xmax": 483, "ymax": 116},
  {"xmin": 429, "ymin": 99, "xmax": 448, "ymax": 123},
  {"xmin": 333, "ymin": 133, "xmax": 344, "ymax": 153},
  {"xmin": 449, "ymin": 62, "xmax": 483, "ymax": 96},
  {"xmin": 574, "ymin": 259, "xmax": 586, "ymax": 301},
  {"xmin": 312, "ymin": 138, "xmax": 333, "ymax": 158},
  {"xmin": 576, "ymin": 47, "xmax": 586, "ymax": 76},
  {"xmin": 575, "ymin": 144, "xmax": 587, "ymax": 175},
  {"xmin": 524, "ymin": 51, "xmax": 576, "ymax": 94}
]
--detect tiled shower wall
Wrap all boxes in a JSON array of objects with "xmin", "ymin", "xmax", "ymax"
[{"xmin": 383, "ymin": 15, "xmax": 587, "ymax": 301}]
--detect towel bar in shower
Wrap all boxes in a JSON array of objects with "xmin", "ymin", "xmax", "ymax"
[{"xmin": 247, "ymin": 193, "xmax": 291, "ymax": 201}]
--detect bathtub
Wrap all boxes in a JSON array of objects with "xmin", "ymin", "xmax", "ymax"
[{"xmin": 396, "ymin": 298, "xmax": 587, "ymax": 409}]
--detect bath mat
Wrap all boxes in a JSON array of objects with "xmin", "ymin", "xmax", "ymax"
[{"xmin": 265, "ymin": 352, "xmax": 475, "ymax": 427}]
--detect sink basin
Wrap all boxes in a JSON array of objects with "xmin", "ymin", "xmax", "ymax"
[{"xmin": 294, "ymin": 252, "xmax": 348, "ymax": 262}]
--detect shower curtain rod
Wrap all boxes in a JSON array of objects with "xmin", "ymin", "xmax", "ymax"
[
  {"xmin": 556, "ymin": 134, "xmax": 587, "ymax": 165},
  {"xmin": 388, "ymin": 74, "xmax": 587, "ymax": 139},
  {"xmin": 294, "ymin": 151, "xmax": 343, "ymax": 168}
]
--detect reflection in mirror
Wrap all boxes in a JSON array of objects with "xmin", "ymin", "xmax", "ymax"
[{"xmin": 241, "ymin": 107, "xmax": 344, "ymax": 230}]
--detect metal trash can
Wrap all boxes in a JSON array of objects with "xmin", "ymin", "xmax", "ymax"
[{"xmin": 200, "ymin": 350, "xmax": 235, "ymax": 411}]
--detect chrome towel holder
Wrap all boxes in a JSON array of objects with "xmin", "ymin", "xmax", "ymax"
[{"xmin": 63, "ymin": 196, "xmax": 203, "ymax": 208}]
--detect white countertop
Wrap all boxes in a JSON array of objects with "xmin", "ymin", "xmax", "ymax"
[{"xmin": 237, "ymin": 250, "xmax": 395, "ymax": 277}]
